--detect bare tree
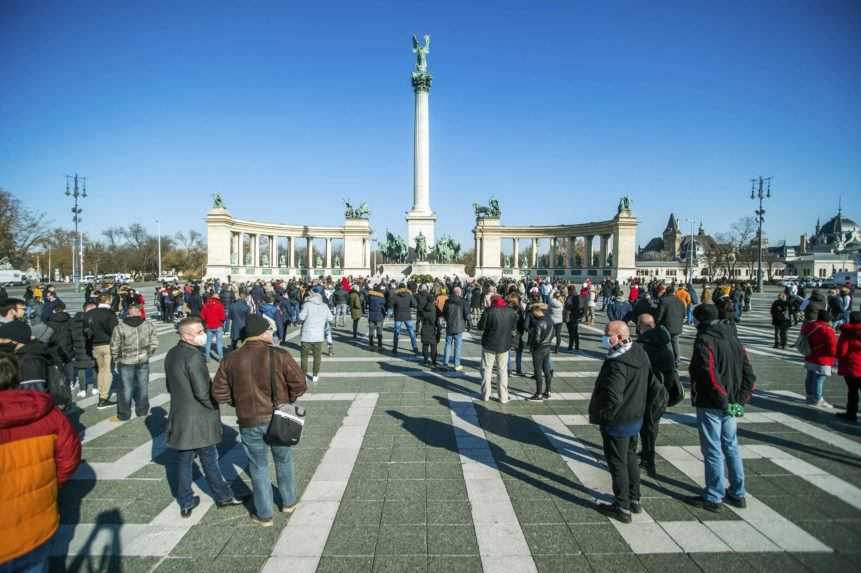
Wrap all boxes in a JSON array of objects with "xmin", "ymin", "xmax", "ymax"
[{"xmin": 0, "ymin": 188, "xmax": 51, "ymax": 267}]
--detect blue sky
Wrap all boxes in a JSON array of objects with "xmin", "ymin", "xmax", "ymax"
[{"xmin": 1, "ymin": 0, "xmax": 859, "ymax": 249}]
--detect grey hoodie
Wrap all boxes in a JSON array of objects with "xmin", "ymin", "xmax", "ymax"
[{"xmin": 299, "ymin": 293, "xmax": 333, "ymax": 343}]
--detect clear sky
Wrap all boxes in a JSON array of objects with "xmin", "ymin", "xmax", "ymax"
[{"xmin": 1, "ymin": 0, "xmax": 859, "ymax": 249}]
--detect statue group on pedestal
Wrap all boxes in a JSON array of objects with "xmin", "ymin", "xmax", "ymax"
[
  {"xmin": 430, "ymin": 235, "xmax": 461, "ymax": 264},
  {"xmin": 344, "ymin": 199, "xmax": 370, "ymax": 219},
  {"xmin": 383, "ymin": 231, "xmax": 409, "ymax": 263},
  {"xmin": 473, "ymin": 197, "xmax": 501, "ymax": 220}
]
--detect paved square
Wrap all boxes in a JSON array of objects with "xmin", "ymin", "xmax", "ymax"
[{"xmin": 50, "ymin": 291, "xmax": 861, "ymax": 572}]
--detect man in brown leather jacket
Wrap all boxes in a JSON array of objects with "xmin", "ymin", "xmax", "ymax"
[{"xmin": 213, "ymin": 314, "xmax": 307, "ymax": 526}]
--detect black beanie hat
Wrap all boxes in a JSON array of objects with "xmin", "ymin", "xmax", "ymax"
[
  {"xmin": 693, "ymin": 303, "xmax": 719, "ymax": 323},
  {"xmin": 241, "ymin": 314, "xmax": 271, "ymax": 340},
  {"xmin": 850, "ymin": 311, "xmax": 861, "ymax": 324},
  {"xmin": 0, "ymin": 321, "xmax": 32, "ymax": 345}
]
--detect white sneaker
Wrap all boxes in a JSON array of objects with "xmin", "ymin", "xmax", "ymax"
[
  {"xmin": 90, "ymin": 388, "xmax": 99, "ymax": 396},
  {"xmin": 816, "ymin": 399, "xmax": 834, "ymax": 409},
  {"xmin": 77, "ymin": 390, "xmax": 87, "ymax": 398},
  {"xmin": 312, "ymin": 375, "xmax": 319, "ymax": 384}
]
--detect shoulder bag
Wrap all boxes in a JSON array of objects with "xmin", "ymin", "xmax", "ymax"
[{"xmin": 264, "ymin": 347, "xmax": 306, "ymax": 447}]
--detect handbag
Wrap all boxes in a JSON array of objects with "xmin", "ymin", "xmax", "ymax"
[{"xmin": 264, "ymin": 347, "xmax": 305, "ymax": 447}]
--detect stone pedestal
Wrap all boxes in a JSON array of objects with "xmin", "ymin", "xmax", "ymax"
[
  {"xmin": 381, "ymin": 262, "xmax": 467, "ymax": 281},
  {"xmin": 406, "ymin": 211, "xmax": 437, "ymax": 247}
]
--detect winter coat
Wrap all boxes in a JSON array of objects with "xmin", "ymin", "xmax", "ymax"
[
  {"xmin": 442, "ymin": 295, "xmax": 469, "ymax": 335},
  {"xmin": 110, "ymin": 317, "xmax": 158, "ymax": 366},
  {"xmin": 47, "ymin": 312, "xmax": 74, "ymax": 365},
  {"xmin": 637, "ymin": 325, "xmax": 677, "ymax": 383},
  {"xmin": 0, "ymin": 389, "xmax": 81, "ymax": 564},
  {"xmin": 70, "ymin": 311, "xmax": 94, "ymax": 369},
  {"xmin": 675, "ymin": 288, "xmax": 692, "ymax": 309},
  {"xmin": 471, "ymin": 287, "xmax": 483, "ymax": 309},
  {"xmin": 480, "ymin": 305, "xmax": 518, "ymax": 353},
  {"xmin": 632, "ymin": 297, "xmax": 656, "ymax": 324},
  {"xmin": 800, "ymin": 320, "xmax": 837, "ymax": 367},
  {"xmin": 85, "ymin": 306, "xmax": 118, "ymax": 347},
  {"xmin": 419, "ymin": 299, "xmax": 438, "ymax": 343},
  {"xmin": 656, "ymin": 294, "xmax": 686, "ymax": 336},
  {"xmin": 333, "ymin": 288, "xmax": 349, "ymax": 306},
  {"xmin": 299, "ymin": 293, "xmax": 333, "ymax": 343},
  {"xmin": 588, "ymin": 343, "xmax": 650, "ymax": 427},
  {"xmin": 391, "ymin": 289, "xmax": 417, "ymax": 322},
  {"xmin": 213, "ymin": 341, "xmax": 307, "ymax": 428},
  {"xmin": 527, "ymin": 313, "xmax": 554, "ymax": 352},
  {"xmin": 228, "ymin": 299, "xmax": 251, "ymax": 341},
  {"xmin": 367, "ymin": 290, "xmax": 387, "ymax": 322},
  {"xmin": 349, "ymin": 291, "xmax": 363, "ymax": 320},
  {"xmin": 837, "ymin": 322, "xmax": 861, "ymax": 378},
  {"xmin": 200, "ymin": 299, "xmax": 226, "ymax": 330},
  {"xmin": 689, "ymin": 320, "xmax": 756, "ymax": 410},
  {"xmin": 164, "ymin": 341, "xmax": 223, "ymax": 450},
  {"xmin": 770, "ymin": 299, "xmax": 791, "ymax": 327},
  {"xmin": 187, "ymin": 293, "xmax": 203, "ymax": 316},
  {"xmin": 827, "ymin": 295, "xmax": 843, "ymax": 321},
  {"xmin": 548, "ymin": 297, "xmax": 564, "ymax": 325},
  {"xmin": 218, "ymin": 288, "xmax": 235, "ymax": 309},
  {"xmin": 606, "ymin": 298, "xmax": 632, "ymax": 323},
  {"xmin": 564, "ymin": 295, "xmax": 581, "ymax": 324},
  {"xmin": 11, "ymin": 342, "xmax": 54, "ymax": 390}
]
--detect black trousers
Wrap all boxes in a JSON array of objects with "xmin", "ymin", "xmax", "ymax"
[
  {"xmin": 566, "ymin": 321, "xmax": 580, "ymax": 350},
  {"xmin": 552, "ymin": 323, "xmax": 563, "ymax": 352},
  {"xmin": 532, "ymin": 347, "xmax": 552, "ymax": 395},
  {"xmin": 368, "ymin": 321, "xmax": 383, "ymax": 347},
  {"xmin": 670, "ymin": 334, "xmax": 680, "ymax": 366},
  {"xmin": 773, "ymin": 325, "xmax": 788, "ymax": 348},
  {"xmin": 845, "ymin": 376, "xmax": 860, "ymax": 421},
  {"xmin": 601, "ymin": 430, "xmax": 640, "ymax": 510},
  {"xmin": 639, "ymin": 418, "xmax": 659, "ymax": 465},
  {"xmin": 422, "ymin": 341, "xmax": 438, "ymax": 363},
  {"xmin": 352, "ymin": 318, "xmax": 360, "ymax": 338}
]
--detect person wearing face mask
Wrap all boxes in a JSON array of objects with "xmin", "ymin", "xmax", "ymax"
[
  {"xmin": 588, "ymin": 320, "xmax": 657, "ymax": 523},
  {"xmin": 164, "ymin": 317, "xmax": 245, "ymax": 518}
]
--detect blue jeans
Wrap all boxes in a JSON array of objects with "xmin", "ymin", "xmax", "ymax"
[
  {"xmin": 240, "ymin": 424, "xmax": 297, "ymax": 519},
  {"xmin": 696, "ymin": 408, "xmax": 746, "ymax": 504},
  {"xmin": 117, "ymin": 362, "xmax": 150, "ymax": 420},
  {"xmin": 443, "ymin": 333, "xmax": 464, "ymax": 367},
  {"xmin": 804, "ymin": 369, "xmax": 827, "ymax": 402},
  {"xmin": 393, "ymin": 320, "xmax": 417, "ymax": 351},
  {"xmin": 0, "ymin": 539, "xmax": 49, "ymax": 573},
  {"xmin": 174, "ymin": 445, "xmax": 234, "ymax": 510},
  {"xmin": 203, "ymin": 327, "xmax": 224, "ymax": 361}
]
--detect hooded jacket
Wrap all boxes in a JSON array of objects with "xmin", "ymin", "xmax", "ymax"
[
  {"xmin": 689, "ymin": 320, "xmax": 756, "ymax": 410},
  {"xmin": 837, "ymin": 322, "xmax": 861, "ymax": 378},
  {"xmin": 800, "ymin": 320, "xmax": 837, "ymax": 367},
  {"xmin": 70, "ymin": 311, "xmax": 95, "ymax": 369},
  {"xmin": 110, "ymin": 316, "xmax": 158, "ymax": 366},
  {"xmin": 367, "ymin": 290, "xmax": 387, "ymax": 322},
  {"xmin": 299, "ymin": 293, "xmax": 333, "ymax": 343},
  {"xmin": 200, "ymin": 299, "xmax": 226, "ymax": 330},
  {"xmin": 85, "ymin": 306, "xmax": 118, "ymax": 347},
  {"xmin": 442, "ymin": 295, "xmax": 469, "ymax": 335},
  {"xmin": 47, "ymin": 311, "xmax": 74, "ymax": 364},
  {"xmin": 391, "ymin": 288, "xmax": 417, "ymax": 322},
  {"xmin": 0, "ymin": 389, "xmax": 81, "ymax": 563},
  {"xmin": 588, "ymin": 342, "xmax": 650, "ymax": 427}
]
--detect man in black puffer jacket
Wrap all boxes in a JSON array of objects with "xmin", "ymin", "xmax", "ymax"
[
  {"xmin": 442, "ymin": 287, "xmax": 470, "ymax": 371},
  {"xmin": 635, "ymin": 314, "xmax": 677, "ymax": 476},
  {"xmin": 47, "ymin": 302, "xmax": 75, "ymax": 386},
  {"xmin": 526, "ymin": 303, "xmax": 554, "ymax": 400},
  {"xmin": 71, "ymin": 302, "xmax": 97, "ymax": 398},
  {"xmin": 655, "ymin": 284, "xmax": 686, "ymax": 367},
  {"xmin": 687, "ymin": 304, "xmax": 756, "ymax": 513},
  {"xmin": 588, "ymin": 320, "xmax": 662, "ymax": 524},
  {"xmin": 391, "ymin": 284, "xmax": 417, "ymax": 354},
  {"xmin": 85, "ymin": 295, "xmax": 119, "ymax": 409}
]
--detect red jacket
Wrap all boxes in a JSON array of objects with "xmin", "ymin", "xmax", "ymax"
[
  {"xmin": 837, "ymin": 322, "xmax": 861, "ymax": 378},
  {"xmin": 200, "ymin": 299, "xmax": 226, "ymax": 329},
  {"xmin": 801, "ymin": 320, "xmax": 837, "ymax": 367},
  {"xmin": 628, "ymin": 285, "xmax": 640, "ymax": 303}
]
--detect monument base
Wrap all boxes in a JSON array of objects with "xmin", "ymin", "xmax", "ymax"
[
  {"xmin": 405, "ymin": 210, "xmax": 437, "ymax": 247},
  {"xmin": 380, "ymin": 262, "xmax": 467, "ymax": 281}
]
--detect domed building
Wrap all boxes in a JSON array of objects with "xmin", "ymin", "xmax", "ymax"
[{"xmin": 810, "ymin": 207, "xmax": 861, "ymax": 253}]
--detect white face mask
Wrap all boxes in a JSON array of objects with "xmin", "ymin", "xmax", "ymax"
[
  {"xmin": 601, "ymin": 335, "xmax": 613, "ymax": 350},
  {"xmin": 192, "ymin": 333, "xmax": 207, "ymax": 347}
]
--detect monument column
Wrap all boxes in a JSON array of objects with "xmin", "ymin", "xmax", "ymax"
[
  {"xmin": 325, "ymin": 238, "xmax": 332, "ymax": 270},
  {"xmin": 405, "ymin": 34, "xmax": 437, "ymax": 247},
  {"xmin": 307, "ymin": 238, "xmax": 313, "ymax": 270},
  {"xmin": 600, "ymin": 235, "xmax": 610, "ymax": 267},
  {"xmin": 513, "ymin": 238, "xmax": 519, "ymax": 269},
  {"xmin": 289, "ymin": 237, "xmax": 295, "ymax": 269},
  {"xmin": 584, "ymin": 235, "xmax": 594, "ymax": 268},
  {"xmin": 531, "ymin": 238, "xmax": 539, "ymax": 268}
]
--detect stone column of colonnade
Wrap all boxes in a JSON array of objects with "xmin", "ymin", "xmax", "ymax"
[
  {"xmin": 584, "ymin": 235, "xmax": 594, "ymax": 268},
  {"xmin": 325, "ymin": 238, "xmax": 332, "ymax": 270},
  {"xmin": 512, "ymin": 238, "xmax": 519, "ymax": 269},
  {"xmin": 600, "ymin": 234, "xmax": 610, "ymax": 267},
  {"xmin": 306, "ymin": 237, "xmax": 313, "ymax": 270}
]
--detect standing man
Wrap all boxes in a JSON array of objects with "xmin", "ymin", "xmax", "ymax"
[
  {"xmin": 367, "ymin": 284, "xmax": 387, "ymax": 351},
  {"xmin": 687, "ymin": 304, "xmax": 756, "ymax": 512},
  {"xmin": 588, "ymin": 320, "xmax": 654, "ymax": 523},
  {"xmin": 199, "ymin": 293, "xmax": 226, "ymax": 361},
  {"xmin": 71, "ymin": 301, "xmax": 97, "ymax": 398},
  {"xmin": 86, "ymin": 294, "xmax": 118, "ymax": 409},
  {"xmin": 164, "ymin": 317, "xmax": 244, "ymax": 518},
  {"xmin": 442, "ymin": 286, "xmax": 470, "ymax": 371},
  {"xmin": 110, "ymin": 303, "xmax": 158, "ymax": 421},
  {"xmin": 228, "ymin": 288, "xmax": 251, "ymax": 350},
  {"xmin": 480, "ymin": 295, "xmax": 518, "ymax": 403},
  {"xmin": 391, "ymin": 283, "xmax": 418, "ymax": 355},
  {"xmin": 299, "ymin": 291, "xmax": 332, "ymax": 384},
  {"xmin": 213, "ymin": 315, "xmax": 307, "ymax": 526},
  {"xmin": 655, "ymin": 284, "xmax": 686, "ymax": 366}
]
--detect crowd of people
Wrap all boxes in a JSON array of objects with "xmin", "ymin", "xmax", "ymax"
[{"xmin": 0, "ymin": 271, "xmax": 857, "ymax": 568}]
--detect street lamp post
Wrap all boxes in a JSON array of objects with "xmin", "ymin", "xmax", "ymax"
[
  {"xmin": 65, "ymin": 174, "xmax": 87, "ymax": 289},
  {"xmin": 750, "ymin": 177, "xmax": 772, "ymax": 292},
  {"xmin": 683, "ymin": 217, "xmax": 697, "ymax": 285}
]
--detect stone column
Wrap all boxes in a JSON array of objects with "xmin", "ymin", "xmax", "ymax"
[
  {"xmin": 325, "ymin": 238, "xmax": 332, "ymax": 270},
  {"xmin": 549, "ymin": 238, "xmax": 557, "ymax": 269},
  {"xmin": 513, "ymin": 238, "xmax": 519, "ymax": 269},
  {"xmin": 531, "ymin": 238, "xmax": 539, "ymax": 268},
  {"xmin": 289, "ymin": 237, "xmax": 295, "ymax": 269},
  {"xmin": 253, "ymin": 234, "xmax": 260, "ymax": 268},
  {"xmin": 568, "ymin": 237, "xmax": 576, "ymax": 268},
  {"xmin": 475, "ymin": 234, "xmax": 481, "ymax": 269},
  {"xmin": 600, "ymin": 234, "xmax": 610, "ymax": 267},
  {"xmin": 307, "ymin": 237, "xmax": 313, "ymax": 270},
  {"xmin": 584, "ymin": 235, "xmax": 594, "ymax": 268},
  {"xmin": 412, "ymin": 77, "xmax": 431, "ymax": 213},
  {"xmin": 271, "ymin": 236, "xmax": 278, "ymax": 268}
]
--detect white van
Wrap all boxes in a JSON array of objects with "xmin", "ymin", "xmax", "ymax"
[{"xmin": 0, "ymin": 269, "xmax": 27, "ymax": 286}]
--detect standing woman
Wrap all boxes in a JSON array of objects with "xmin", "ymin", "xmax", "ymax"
[
  {"xmin": 564, "ymin": 285, "xmax": 581, "ymax": 351},
  {"xmin": 548, "ymin": 289, "xmax": 565, "ymax": 354},
  {"xmin": 349, "ymin": 285, "xmax": 363, "ymax": 340},
  {"xmin": 836, "ymin": 311, "xmax": 861, "ymax": 423},
  {"xmin": 799, "ymin": 308, "xmax": 837, "ymax": 408},
  {"xmin": 580, "ymin": 281, "xmax": 594, "ymax": 325},
  {"xmin": 770, "ymin": 292, "xmax": 791, "ymax": 349},
  {"xmin": 419, "ymin": 294, "xmax": 439, "ymax": 367}
]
